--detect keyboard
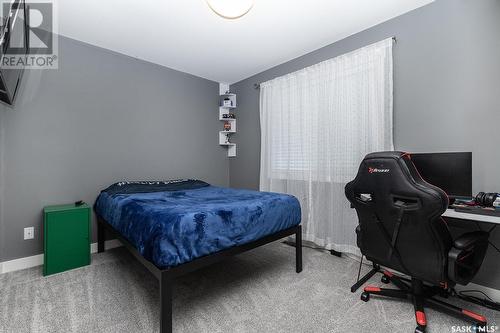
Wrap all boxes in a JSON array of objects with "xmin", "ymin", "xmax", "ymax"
[{"xmin": 452, "ymin": 205, "xmax": 500, "ymax": 217}]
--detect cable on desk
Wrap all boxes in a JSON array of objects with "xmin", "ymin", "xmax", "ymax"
[{"xmin": 452, "ymin": 289, "xmax": 500, "ymax": 312}]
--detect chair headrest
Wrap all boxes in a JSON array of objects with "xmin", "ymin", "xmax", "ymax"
[{"xmin": 346, "ymin": 151, "xmax": 449, "ymax": 213}]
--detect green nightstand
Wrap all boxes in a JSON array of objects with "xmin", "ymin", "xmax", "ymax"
[{"xmin": 43, "ymin": 202, "xmax": 91, "ymax": 276}]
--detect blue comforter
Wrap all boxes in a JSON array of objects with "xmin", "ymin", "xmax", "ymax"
[{"xmin": 95, "ymin": 181, "xmax": 301, "ymax": 269}]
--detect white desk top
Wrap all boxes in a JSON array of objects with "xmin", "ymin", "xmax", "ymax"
[{"xmin": 443, "ymin": 209, "xmax": 500, "ymax": 225}]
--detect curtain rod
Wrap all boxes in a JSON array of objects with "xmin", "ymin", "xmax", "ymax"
[{"xmin": 254, "ymin": 36, "xmax": 397, "ymax": 89}]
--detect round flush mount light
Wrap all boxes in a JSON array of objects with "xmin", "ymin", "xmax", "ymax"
[{"xmin": 206, "ymin": 0, "xmax": 254, "ymax": 20}]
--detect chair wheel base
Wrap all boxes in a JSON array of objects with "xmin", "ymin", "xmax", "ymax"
[
  {"xmin": 355, "ymin": 273, "xmax": 487, "ymax": 332},
  {"xmin": 415, "ymin": 325, "xmax": 426, "ymax": 333},
  {"xmin": 381, "ymin": 275, "xmax": 390, "ymax": 284}
]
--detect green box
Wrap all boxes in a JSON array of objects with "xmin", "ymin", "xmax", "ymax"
[{"xmin": 43, "ymin": 203, "xmax": 91, "ymax": 276}]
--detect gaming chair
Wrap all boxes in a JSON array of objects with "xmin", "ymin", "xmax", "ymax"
[{"xmin": 345, "ymin": 151, "xmax": 489, "ymax": 333}]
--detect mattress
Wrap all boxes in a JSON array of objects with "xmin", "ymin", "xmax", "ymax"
[{"xmin": 95, "ymin": 180, "xmax": 301, "ymax": 269}]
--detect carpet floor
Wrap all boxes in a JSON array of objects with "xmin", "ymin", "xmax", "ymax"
[{"xmin": 0, "ymin": 242, "xmax": 498, "ymax": 333}]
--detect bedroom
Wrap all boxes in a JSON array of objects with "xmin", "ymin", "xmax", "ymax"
[{"xmin": 0, "ymin": 0, "xmax": 499, "ymax": 332}]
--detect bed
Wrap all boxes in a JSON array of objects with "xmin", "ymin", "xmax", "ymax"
[{"xmin": 94, "ymin": 179, "xmax": 302, "ymax": 333}]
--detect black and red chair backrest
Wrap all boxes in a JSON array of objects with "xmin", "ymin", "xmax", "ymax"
[{"xmin": 345, "ymin": 151, "xmax": 453, "ymax": 285}]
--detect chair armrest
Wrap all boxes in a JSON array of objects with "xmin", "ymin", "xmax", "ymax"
[
  {"xmin": 453, "ymin": 231, "xmax": 489, "ymax": 250},
  {"xmin": 448, "ymin": 231, "xmax": 489, "ymax": 285}
]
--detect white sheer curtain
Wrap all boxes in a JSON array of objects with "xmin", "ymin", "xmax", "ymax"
[{"xmin": 260, "ymin": 38, "xmax": 394, "ymax": 255}]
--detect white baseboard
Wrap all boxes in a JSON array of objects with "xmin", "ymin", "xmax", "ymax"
[
  {"xmin": 0, "ymin": 239, "xmax": 122, "ymax": 274},
  {"xmin": 89, "ymin": 239, "xmax": 122, "ymax": 254},
  {"xmin": 0, "ymin": 253, "xmax": 44, "ymax": 275},
  {"xmin": 2, "ymin": 241, "xmax": 500, "ymax": 302}
]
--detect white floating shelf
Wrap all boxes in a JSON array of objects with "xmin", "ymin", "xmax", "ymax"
[
  {"xmin": 219, "ymin": 131, "xmax": 235, "ymax": 143},
  {"xmin": 220, "ymin": 120, "xmax": 236, "ymax": 131},
  {"xmin": 219, "ymin": 93, "xmax": 237, "ymax": 109},
  {"xmin": 219, "ymin": 83, "xmax": 237, "ymax": 157},
  {"xmin": 219, "ymin": 107, "xmax": 236, "ymax": 121}
]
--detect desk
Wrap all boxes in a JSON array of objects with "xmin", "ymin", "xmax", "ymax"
[{"xmin": 443, "ymin": 209, "xmax": 500, "ymax": 225}]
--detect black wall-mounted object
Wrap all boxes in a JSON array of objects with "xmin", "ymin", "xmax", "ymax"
[{"xmin": 0, "ymin": 0, "xmax": 28, "ymax": 106}]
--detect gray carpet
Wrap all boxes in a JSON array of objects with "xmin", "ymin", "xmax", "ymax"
[{"xmin": 0, "ymin": 242, "xmax": 498, "ymax": 333}]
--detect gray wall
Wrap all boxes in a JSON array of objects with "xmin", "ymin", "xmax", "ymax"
[
  {"xmin": 0, "ymin": 36, "xmax": 228, "ymax": 262},
  {"xmin": 229, "ymin": 0, "xmax": 500, "ymax": 289}
]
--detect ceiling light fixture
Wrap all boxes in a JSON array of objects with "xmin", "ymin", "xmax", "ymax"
[{"xmin": 206, "ymin": 0, "xmax": 254, "ymax": 20}]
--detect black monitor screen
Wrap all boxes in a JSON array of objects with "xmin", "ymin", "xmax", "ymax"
[{"xmin": 410, "ymin": 152, "xmax": 472, "ymax": 198}]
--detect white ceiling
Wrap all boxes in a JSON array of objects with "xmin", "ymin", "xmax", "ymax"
[{"xmin": 56, "ymin": 0, "xmax": 434, "ymax": 84}]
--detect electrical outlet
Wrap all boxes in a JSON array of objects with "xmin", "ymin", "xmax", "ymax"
[{"xmin": 24, "ymin": 227, "xmax": 34, "ymax": 240}]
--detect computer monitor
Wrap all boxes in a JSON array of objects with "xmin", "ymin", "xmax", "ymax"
[{"xmin": 410, "ymin": 152, "xmax": 472, "ymax": 198}]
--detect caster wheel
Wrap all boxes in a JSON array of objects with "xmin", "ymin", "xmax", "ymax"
[
  {"xmin": 360, "ymin": 292, "xmax": 370, "ymax": 302},
  {"xmin": 381, "ymin": 275, "xmax": 390, "ymax": 284},
  {"xmin": 415, "ymin": 325, "xmax": 426, "ymax": 333}
]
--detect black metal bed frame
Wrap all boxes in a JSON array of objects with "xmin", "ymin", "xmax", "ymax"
[{"xmin": 97, "ymin": 216, "xmax": 302, "ymax": 333}]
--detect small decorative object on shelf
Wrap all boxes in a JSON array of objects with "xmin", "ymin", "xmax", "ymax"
[
  {"xmin": 223, "ymin": 121, "xmax": 232, "ymax": 131},
  {"xmin": 224, "ymin": 133, "xmax": 231, "ymax": 144},
  {"xmin": 223, "ymin": 113, "xmax": 236, "ymax": 119},
  {"xmin": 223, "ymin": 97, "xmax": 232, "ymax": 107},
  {"xmin": 219, "ymin": 91, "xmax": 237, "ymax": 108}
]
